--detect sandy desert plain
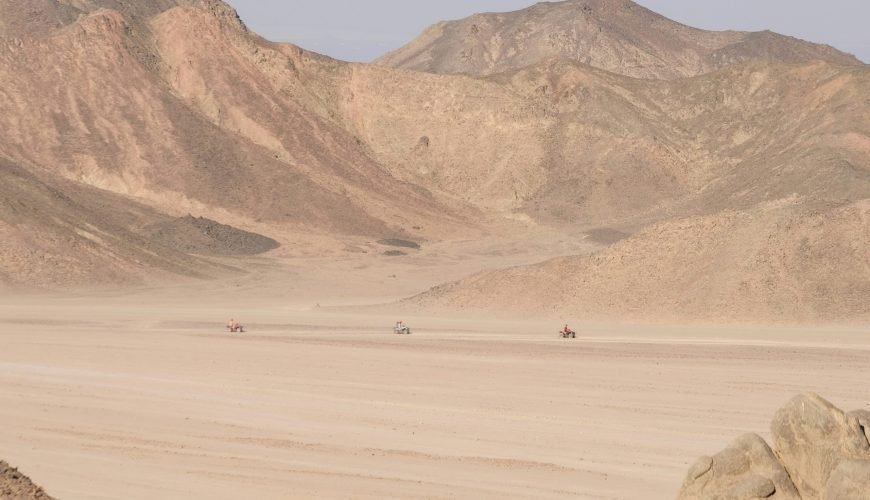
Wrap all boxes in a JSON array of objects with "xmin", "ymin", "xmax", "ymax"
[{"xmin": 2, "ymin": 240, "xmax": 869, "ymax": 500}]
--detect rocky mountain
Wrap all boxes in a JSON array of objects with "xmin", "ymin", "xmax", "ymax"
[
  {"xmin": 333, "ymin": 58, "xmax": 870, "ymax": 224},
  {"xmin": 0, "ymin": 3, "xmax": 467, "ymax": 235},
  {"xmin": 376, "ymin": 0, "xmax": 863, "ymax": 79},
  {"xmin": 0, "ymin": 1, "xmax": 479, "ymax": 287},
  {"xmin": 0, "ymin": 0, "xmax": 868, "ymax": 321},
  {"xmin": 365, "ymin": 1, "xmax": 870, "ymax": 323}
]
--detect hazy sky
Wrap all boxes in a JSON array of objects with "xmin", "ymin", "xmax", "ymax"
[{"xmin": 224, "ymin": 0, "xmax": 869, "ymax": 64}]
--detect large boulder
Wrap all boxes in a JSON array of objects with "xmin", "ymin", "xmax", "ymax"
[
  {"xmin": 770, "ymin": 393, "xmax": 870, "ymax": 498},
  {"xmin": 677, "ymin": 433, "xmax": 800, "ymax": 500},
  {"xmin": 677, "ymin": 395, "xmax": 870, "ymax": 500},
  {"xmin": 823, "ymin": 460, "xmax": 870, "ymax": 500}
]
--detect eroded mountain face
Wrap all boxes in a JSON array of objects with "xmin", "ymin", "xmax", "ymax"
[
  {"xmin": 333, "ymin": 58, "xmax": 870, "ymax": 225},
  {"xmin": 0, "ymin": 1, "xmax": 483, "ymax": 286}
]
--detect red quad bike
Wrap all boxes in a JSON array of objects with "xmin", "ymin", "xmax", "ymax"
[{"xmin": 560, "ymin": 329, "xmax": 576, "ymax": 339}]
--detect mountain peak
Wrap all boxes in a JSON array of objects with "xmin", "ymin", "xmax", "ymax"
[{"xmin": 376, "ymin": 0, "xmax": 861, "ymax": 79}]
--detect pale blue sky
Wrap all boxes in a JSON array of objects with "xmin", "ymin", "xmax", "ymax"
[{"xmin": 225, "ymin": 0, "xmax": 869, "ymax": 63}]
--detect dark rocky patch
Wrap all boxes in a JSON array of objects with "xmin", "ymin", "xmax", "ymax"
[
  {"xmin": 585, "ymin": 228, "xmax": 630, "ymax": 245},
  {"xmin": 142, "ymin": 215, "xmax": 280, "ymax": 256},
  {"xmin": 383, "ymin": 250, "xmax": 407, "ymax": 257},
  {"xmin": 377, "ymin": 238, "xmax": 421, "ymax": 250}
]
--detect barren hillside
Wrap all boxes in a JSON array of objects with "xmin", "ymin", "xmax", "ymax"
[
  {"xmin": 377, "ymin": 0, "xmax": 862, "ymax": 79},
  {"xmin": 387, "ymin": 56, "xmax": 870, "ymax": 322},
  {"xmin": 0, "ymin": 1, "xmax": 480, "ymax": 286},
  {"xmin": 0, "ymin": 5, "xmax": 468, "ymax": 236},
  {"xmin": 325, "ymin": 58, "xmax": 870, "ymax": 225},
  {"xmin": 408, "ymin": 198, "xmax": 870, "ymax": 323},
  {"xmin": 0, "ymin": 156, "xmax": 240, "ymax": 288}
]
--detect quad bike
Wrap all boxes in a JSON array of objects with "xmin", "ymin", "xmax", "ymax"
[
  {"xmin": 394, "ymin": 326, "xmax": 412, "ymax": 335},
  {"xmin": 560, "ymin": 329, "xmax": 576, "ymax": 339},
  {"xmin": 227, "ymin": 325, "xmax": 245, "ymax": 333}
]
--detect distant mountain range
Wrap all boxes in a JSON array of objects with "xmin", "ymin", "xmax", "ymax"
[{"xmin": 0, "ymin": 0, "xmax": 867, "ymax": 321}]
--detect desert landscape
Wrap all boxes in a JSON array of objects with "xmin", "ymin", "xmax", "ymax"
[
  {"xmin": 1, "ymin": 0, "xmax": 868, "ymax": 498},
  {"xmin": 2, "ymin": 280, "xmax": 869, "ymax": 499}
]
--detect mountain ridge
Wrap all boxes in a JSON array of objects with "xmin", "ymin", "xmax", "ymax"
[{"xmin": 376, "ymin": 0, "xmax": 863, "ymax": 79}]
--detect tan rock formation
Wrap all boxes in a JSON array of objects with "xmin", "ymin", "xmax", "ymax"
[
  {"xmin": 823, "ymin": 460, "xmax": 870, "ymax": 500},
  {"xmin": 677, "ymin": 394, "xmax": 870, "ymax": 500},
  {"xmin": 771, "ymin": 394, "xmax": 870, "ymax": 498},
  {"xmin": 0, "ymin": 461, "xmax": 54, "ymax": 500},
  {"xmin": 677, "ymin": 433, "xmax": 800, "ymax": 500}
]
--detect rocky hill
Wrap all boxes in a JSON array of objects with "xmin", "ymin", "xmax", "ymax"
[
  {"xmin": 407, "ymin": 198, "xmax": 870, "ymax": 323},
  {"xmin": 0, "ymin": 1, "xmax": 478, "ymax": 287},
  {"xmin": 331, "ymin": 58, "xmax": 870, "ymax": 224},
  {"xmin": 364, "ymin": 1, "xmax": 870, "ymax": 323},
  {"xmin": 376, "ymin": 0, "xmax": 863, "ymax": 79},
  {"xmin": 0, "ymin": 4, "xmax": 466, "ymax": 236}
]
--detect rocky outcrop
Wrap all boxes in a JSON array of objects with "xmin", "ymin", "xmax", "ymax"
[
  {"xmin": 0, "ymin": 461, "xmax": 54, "ymax": 500},
  {"xmin": 678, "ymin": 433, "xmax": 800, "ymax": 500},
  {"xmin": 771, "ymin": 394, "xmax": 870, "ymax": 498},
  {"xmin": 678, "ymin": 394, "xmax": 870, "ymax": 500}
]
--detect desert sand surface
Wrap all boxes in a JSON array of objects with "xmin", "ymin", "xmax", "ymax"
[{"xmin": 2, "ymin": 264, "xmax": 868, "ymax": 499}]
